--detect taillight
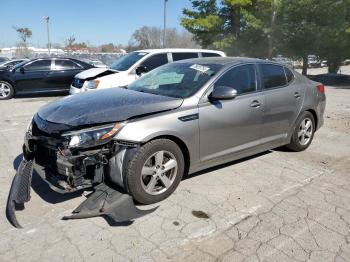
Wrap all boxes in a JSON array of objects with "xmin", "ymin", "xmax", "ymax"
[{"xmin": 316, "ymin": 84, "xmax": 325, "ymax": 93}]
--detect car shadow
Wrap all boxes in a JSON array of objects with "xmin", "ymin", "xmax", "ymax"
[{"xmin": 185, "ymin": 150, "xmax": 272, "ymax": 180}]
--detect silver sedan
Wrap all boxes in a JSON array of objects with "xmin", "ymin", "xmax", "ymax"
[{"xmin": 8, "ymin": 57, "xmax": 326, "ymax": 226}]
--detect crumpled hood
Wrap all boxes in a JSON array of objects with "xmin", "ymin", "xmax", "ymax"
[
  {"xmin": 75, "ymin": 67, "xmax": 115, "ymax": 79},
  {"xmin": 38, "ymin": 88, "xmax": 183, "ymax": 127}
]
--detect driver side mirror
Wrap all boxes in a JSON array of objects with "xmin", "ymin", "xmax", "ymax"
[
  {"xmin": 135, "ymin": 65, "xmax": 147, "ymax": 76},
  {"xmin": 210, "ymin": 86, "xmax": 238, "ymax": 101},
  {"xmin": 19, "ymin": 67, "xmax": 25, "ymax": 74}
]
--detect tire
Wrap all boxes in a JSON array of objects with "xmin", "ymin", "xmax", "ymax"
[
  {"xmin": 126, "ymin": 139, "xmax": 185, "ymax": 204},
  {"xmin": 287, "ymin": 111, "xmax": 315, "ymax": 152},
  {"xmin": 0, "ymin": 81, "xmax": 14, "ymax": 100}
]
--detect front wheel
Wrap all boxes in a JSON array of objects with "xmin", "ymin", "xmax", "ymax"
[
  {"xmin": 126, "ymin": 139, "xmax": 185, "ymax": 204},
  {"xmin": 287, "ymin": 111, "xmax": 315, "ymax": 152},
  {"xmin": 0, "ymin": 81, "xmax": 14, "ymax": 100}
]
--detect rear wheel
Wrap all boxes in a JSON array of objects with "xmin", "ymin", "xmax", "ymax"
[
  {"xmin": 126, "ymin": 139, "xmax": 185, "ymax": 204},
  {"xmin": 0, "ymin": 81, "xmax": 14, "ymax": 100},
  {"xmin": 287, "ymin": 111, "xmax": 315, "ymax": 152}
]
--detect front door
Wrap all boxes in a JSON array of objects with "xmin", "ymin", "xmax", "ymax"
[
  {"xmin": 14, "ymin": 59, "xmax": 52, "ymax": 93},
  {"xmin": 199, "ymin": 64, "xmax": 264, "ymax": 162}
]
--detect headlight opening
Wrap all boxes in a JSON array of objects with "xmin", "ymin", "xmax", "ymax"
[{"xmin": 63, "ymin": 122, "xmax": 122, "ymax": 148}]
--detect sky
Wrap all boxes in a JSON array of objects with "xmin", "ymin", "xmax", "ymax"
[{"xmin": 0, "ymin": 0, "xmax": 192, "ymax": 48}]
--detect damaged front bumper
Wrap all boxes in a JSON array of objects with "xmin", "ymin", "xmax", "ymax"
[{"xmin": 6, "ymin": 131, "xmax": 156, "ymax": 228}]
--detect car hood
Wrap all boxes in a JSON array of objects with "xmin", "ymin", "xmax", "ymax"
[
  {"xmin": 37, "ymin": 88, "xmax": 183, "ymax": 127},
  {"xmin": 75, "ymin": 67, "xmax": 116, "ymax": 80}
]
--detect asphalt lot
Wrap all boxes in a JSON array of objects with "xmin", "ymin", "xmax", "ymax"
[{"xmin": 0, "ymin": 86, "xmax": 349, "ymax": 262}]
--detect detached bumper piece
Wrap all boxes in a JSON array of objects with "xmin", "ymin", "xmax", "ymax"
[
  {"xmin": 6, "ymin": 159, "xmax": 34, "ymax": 228},
  {"xmin": 6, "ymin": 160, "xmax": 156, "ymax": 228},
  {"xmin": 63, "ymin": 183, "xmax": 157, "ymax": 223}
]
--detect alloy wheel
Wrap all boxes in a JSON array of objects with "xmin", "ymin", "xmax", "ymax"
[
  {"xmin": 0, "ymin": 83, "xmax": 11, "ymax": 98},
  {"xmin": 140, "ymin": 150, "xmax": 178, "ymax": 195},
  {"xmin": 298, "ymin": 118, "xmax": 313, "ymax": 146}
]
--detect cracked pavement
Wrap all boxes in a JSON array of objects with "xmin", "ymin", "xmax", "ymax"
[{"xmin": 0, "ymin": 87, "xmax": 349, "ymax": 262}]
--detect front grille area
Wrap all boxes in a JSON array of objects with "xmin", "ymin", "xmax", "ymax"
[{"xmin": 72, "ymin": 78, "xmax": 85, "ymax": 88}]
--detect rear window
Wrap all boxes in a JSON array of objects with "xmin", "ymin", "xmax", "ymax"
[
  {"xmin": 202, "ymin": 52, "xmax": 221, "ymax": 57},
  {"xmin": 54, "ymin": 59, "xmax": 81, "ymax": 70},
  {"xmin": 260, "ymin": 64, "xmax": 287, "ymax": 89},
  {"xmin": 172, "ymin": 52, "xmax": 198, "ymax": 61}
]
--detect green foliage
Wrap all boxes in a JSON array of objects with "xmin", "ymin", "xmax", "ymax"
[
  {"xmin": 276, "ymin": 0, "xmax": 350, "ymax": 73},
  {"xmin": 182, "ymin": 0, "xmax": 272, "ymax": 56}
]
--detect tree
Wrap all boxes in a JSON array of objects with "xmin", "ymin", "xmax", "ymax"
[
  {"xmin": 129, "ymin": 26, "xmax": 199, "ymax": 49},
  {"xmin": 181, "ymin": 0, "xmax": 272, "ymax": 57},
  {"xmin": 100, "ymin": 43, "xmax": 120, "ymax": 52},
  {"xmin": 181, "ymin": 0, "xmax": 222, "ymax": 48},
  {"xmin": 13, "ymin": 27, "xmax": 32, "ymax": 45},
  {"xmin": 65, "ymin": 35, "xmax": 76, "ymax": 47},
  {"xmin": 275, "ymin": 0, "xmax": 350, "ymax": 74}
]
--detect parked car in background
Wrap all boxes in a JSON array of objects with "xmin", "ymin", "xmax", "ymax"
[
  {"xmin": 0, "ymin": 59, "xmax": 29, "ymax": 70},
  {"xmin": 321, "ymin": 60, "xmax": 328, "ymax": 68},
  {"xmin": 342, "ymin": 59, "xmax": 350, "ymax": 65},
  {"xmin": 308, "ymin": 55, "xmax": 321, "ymax": 68},
  {"xmin": 12, "ymin": 58, "xmax": 325, "ymax": 216},
  {"xmin": 272, "ymin": 55, "xmax": 293, "ymax": 67},
  {"xmin": 89, "ymin": 60, "xmax": 108, "ymax": 68},
  {"xmin": 0, "ymin": 57, "xmax": 9, "ymax": 64},
  {"xmin": 292, "ymin": 60, "xmax": 303, "ymax": 69},
  {"xmin": 70, "ymin": 48, "xmax": 226, "ymax": 94},
  {"xmin": 0, "ymin": 57, "xmax": 94, "ymax": 99}
]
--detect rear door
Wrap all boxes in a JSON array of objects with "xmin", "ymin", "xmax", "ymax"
[
  {"xmin": 14, "ymin": 59, "xmax": 52, "ymax": 93},
  {"xmin": 49, "ymin": 59, "xmax": 83, "ymax": 91},
  {"xmin": 259, "ymin": 63, "xmax": 304, "ymax": 144}
]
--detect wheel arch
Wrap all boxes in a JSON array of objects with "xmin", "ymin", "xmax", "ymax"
[
  {"xmin": 145, "ymin": 135, "xmax": 191, "ymax": 176},
  {"xmin": 305, "ymin": 108, "xmax": 318, "ymax": 129}
]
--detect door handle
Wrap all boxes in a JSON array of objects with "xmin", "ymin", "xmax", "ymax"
[
  {"xmin": 294, "ymin": 92, "xmax": 301, "ymax": 98},
  {"xmin": 250, "ymin": 100, "xmax": 261, "ymax": 108}
]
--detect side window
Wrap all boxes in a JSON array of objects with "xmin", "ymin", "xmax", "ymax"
[
  {"xmin": 141, "ymin": 54, "xmax": 168, "ymax": 71},
  {"xmin": 214, "ymin": 64, "xmax": 257, "ymax": 95},
  {"xmin": 260, "ymin": 64, "xmax": 287, "ymax": 89},
  {"xmin": 54, "ymin": 60, "xmax": 81, "ymax": 70},
  {"xmin": 172, "ymin": 52, "xmax": 198, "ymax": 61},
  {"xmin": 24, "ymin": 60, "xmax": 51, "ymax": 72},
  {"xmin": 202, "ymin": 52, "xmax": 221, "ymax": 57},
  {"xmin": 284, "ymin": 67, "xmax": 294, "ymax": 83}
]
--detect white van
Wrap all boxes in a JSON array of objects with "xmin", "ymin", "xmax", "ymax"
[{"xmin": 70, "ymin": 48, "xmax": 226, "ymax": 94}]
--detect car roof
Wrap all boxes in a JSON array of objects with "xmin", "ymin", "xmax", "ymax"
[
  {"xmin": 136, "ymin": 48, "xmax": 226, "ymax": 55},
  {"xmin": 172, "ymin": 57, "xmax": 290, "ymax": 67}
]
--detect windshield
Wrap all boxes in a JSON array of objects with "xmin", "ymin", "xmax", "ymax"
[
  {"xmin": 128, "ymin": 62, "xmax": 222, "ymax": 98},
  {"xmin": 12, "ymin": 61, "xmax": 28, "ymax": 70},
  {"xmin": 110, "ymin": 52, "xmax": 148, "ymax": 71}
]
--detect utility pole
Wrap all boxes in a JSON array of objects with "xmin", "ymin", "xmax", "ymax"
[
  {"xmin": 43, "ymin": 16, "xmax": 51, "ymax": 55},
  {"xmin": 163, "ymin": 0, "xmax": 168, "ymax": 48},
  {"xmin": 268, "ymin": 0, "xmax": 277, "ymax": 59}
]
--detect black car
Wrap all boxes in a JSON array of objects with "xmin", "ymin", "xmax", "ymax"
[{"xmin": 0, "ymin": 58, "xmax": 94, "ymax": 99}]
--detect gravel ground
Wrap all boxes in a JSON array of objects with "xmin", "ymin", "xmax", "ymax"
[{"xmin": 0, "ymin": 87, "xmax": 349, "ymax": 262}]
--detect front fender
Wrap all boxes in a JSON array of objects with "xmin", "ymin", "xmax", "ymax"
[{"xmin": 114, "ymin": 108, "xmax": 200, "ymax": 165}]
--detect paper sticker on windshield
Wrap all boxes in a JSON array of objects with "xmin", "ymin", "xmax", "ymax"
[
  {"xmin": 190, "ymin": 64, "xmax": 210, "ymax": 73},
  {"xmin": 138, "ymin": 52, "xmax": 147, "ymax": 56}
]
